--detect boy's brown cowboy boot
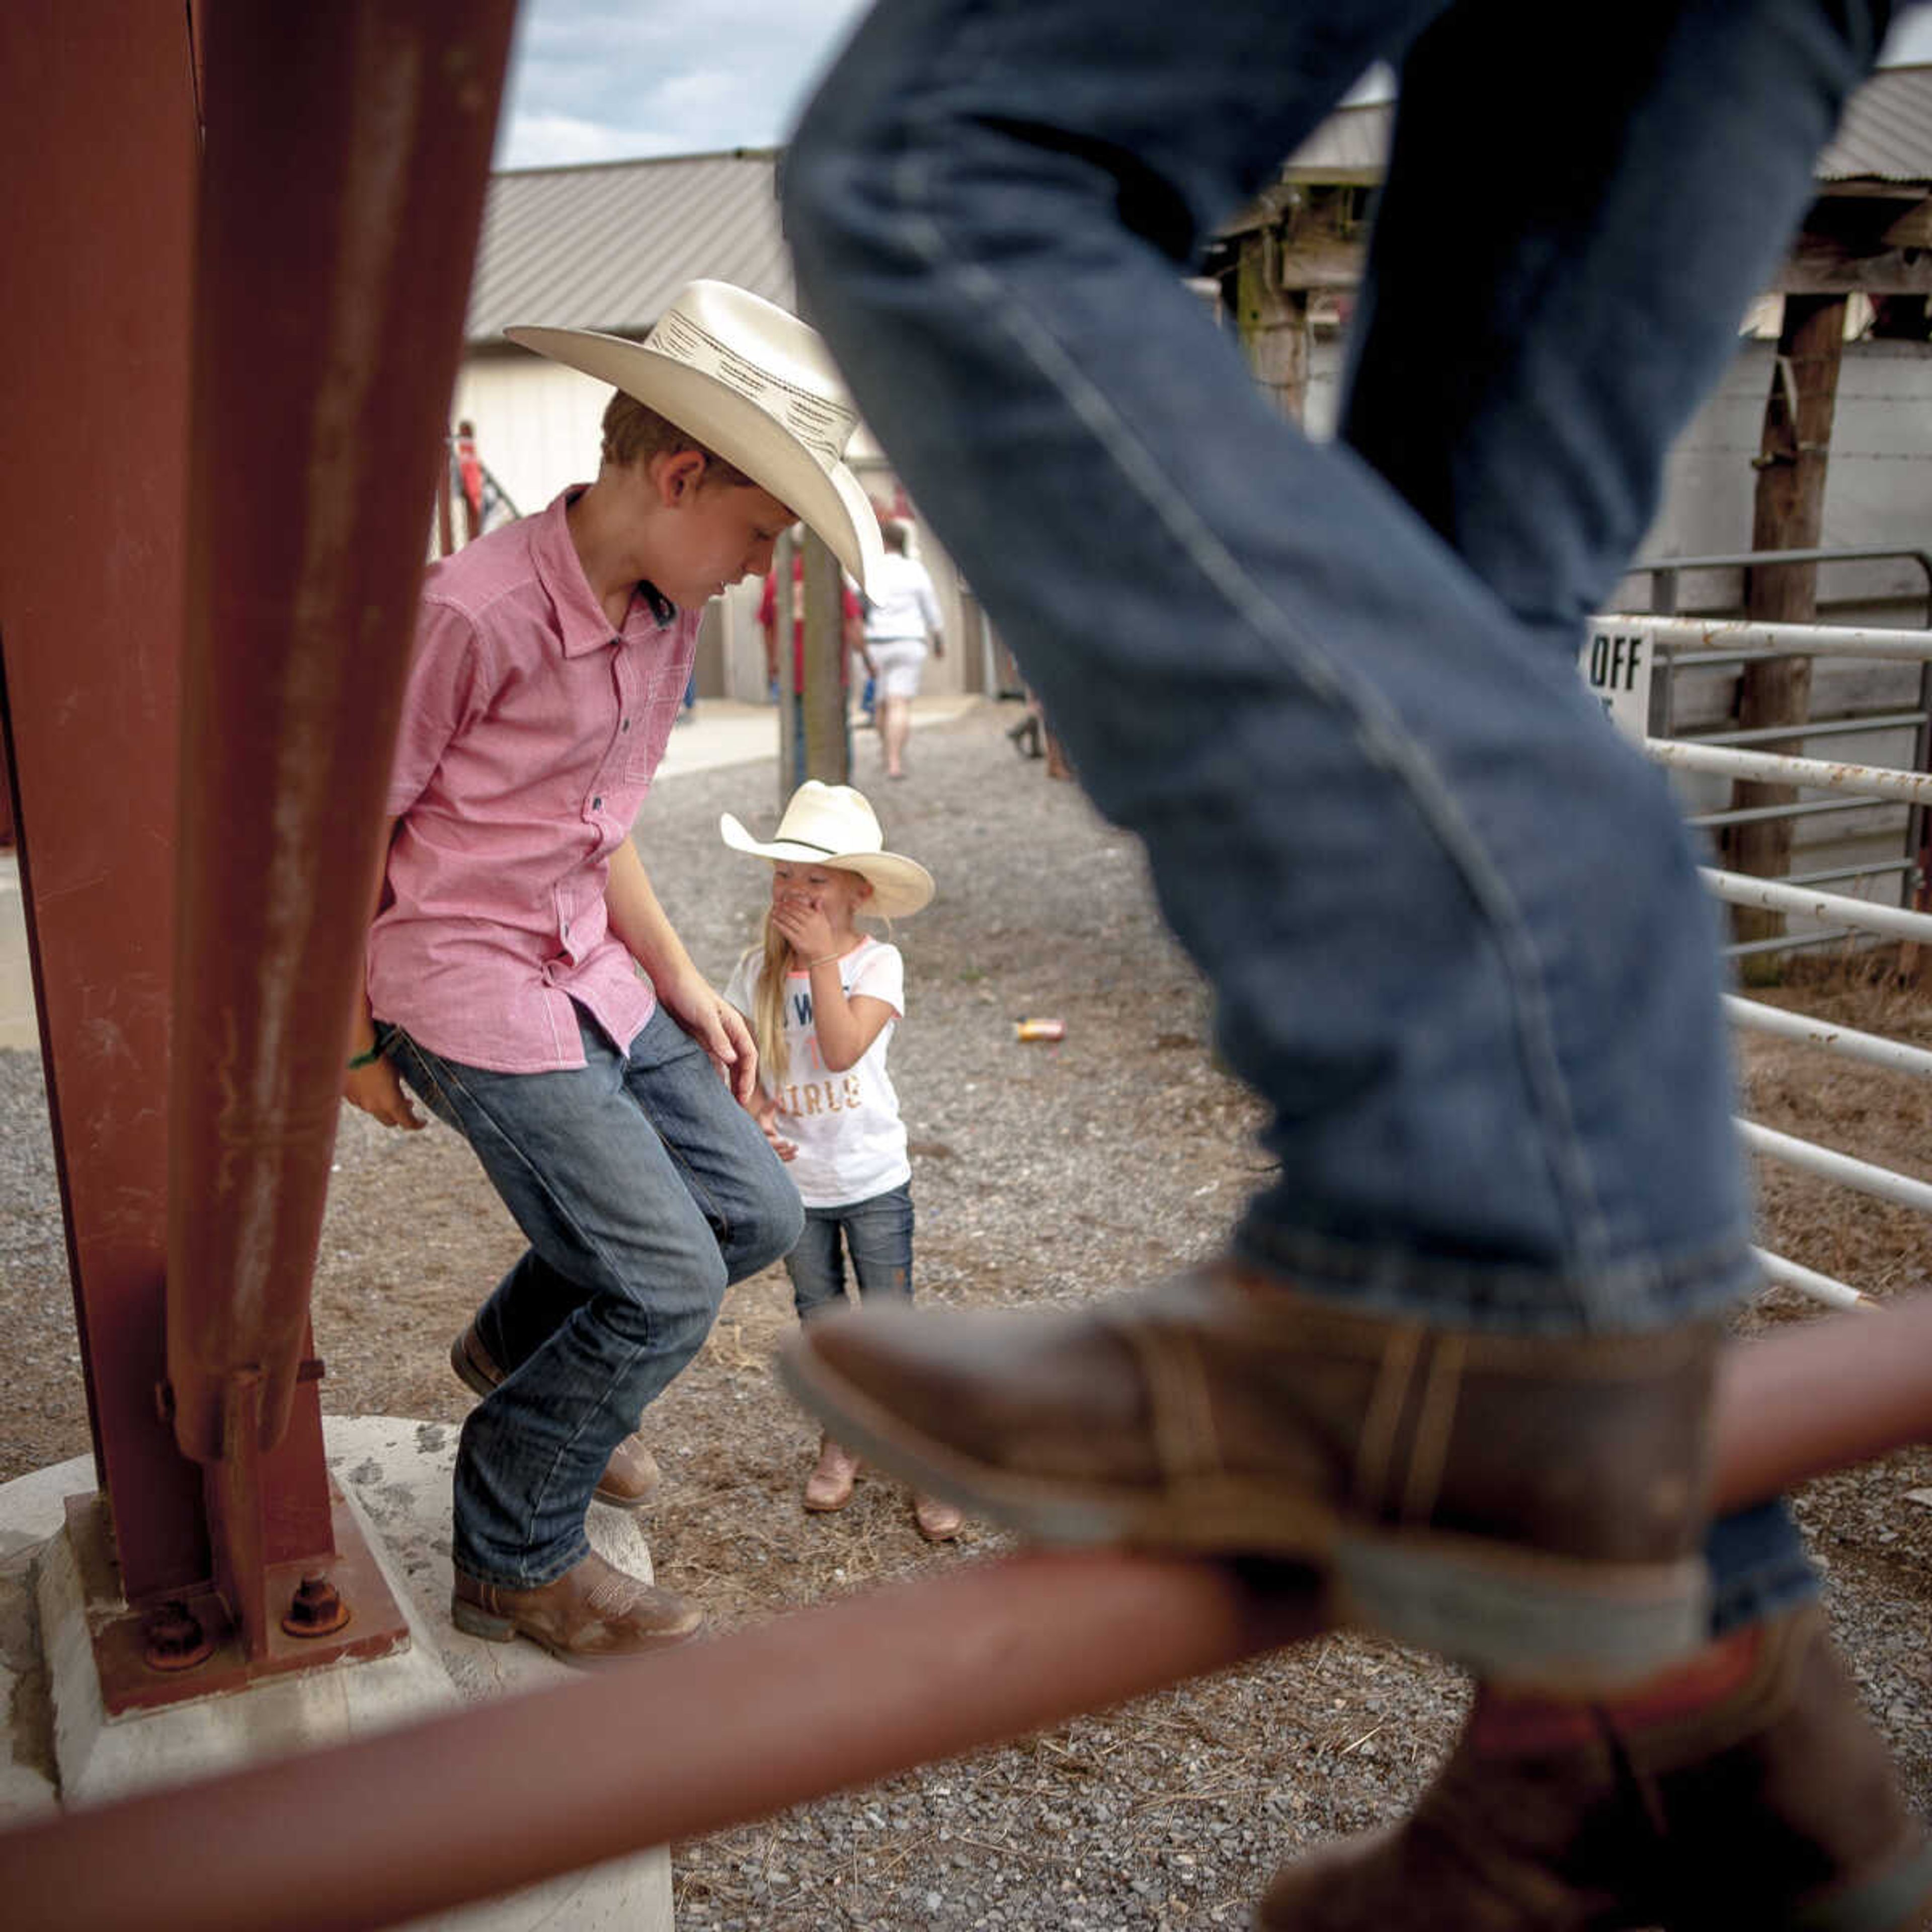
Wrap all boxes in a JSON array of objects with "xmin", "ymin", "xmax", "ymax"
[
  {"xmin": 1257, "ymin": 1603, "xmax": 1932, "ymax": 1931},
  {"xmin": 778, "ymin": 1261, "xmax": 1724, "ymax": 1690},
  {"xmin": 451, "ymin": 1322, "xmax": 661, "ymax": 1509},
  {"xmin": 451, "ymin": 1550, "xmax": 702, "ymax": 1665}
]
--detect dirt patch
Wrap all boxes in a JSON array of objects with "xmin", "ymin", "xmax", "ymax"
[{"xmin": 3, "ymin": 703, "xmax": 1928, "ymax": 1929}]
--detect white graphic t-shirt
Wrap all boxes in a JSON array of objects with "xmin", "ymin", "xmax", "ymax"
[{"xmin": 725, "ymin": 936, "xmax": 908, "ymax": 1208}]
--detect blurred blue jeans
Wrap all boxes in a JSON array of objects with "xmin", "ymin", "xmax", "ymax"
[
  {"xmin": 786, "ymin": 1181, "xmax": 916, "ymax": 1324},
  {"xmin": 388, "ymin": 1004, "xmax": 802, "ymax": 1587},
  {"xmin": 784, "ymin": 0, "xmax": 1893, "ymax": 1631}
]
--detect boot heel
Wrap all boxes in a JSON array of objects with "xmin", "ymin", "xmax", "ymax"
[
  {"xmin": 1333, "ymin": 1532, "xmax": 1710, "ymax": 1694},
  {"xmin": 448, "ymin": 1329, "xmax": 498, "ymax": 1400},
  {"xmin": 450, "ymin": 1593, "xmax": 516, "ymax": 1643}
]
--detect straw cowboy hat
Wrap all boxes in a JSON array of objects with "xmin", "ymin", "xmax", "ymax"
[
  {"xmin": 720, "ymin": 782, "xmax": 934, "ymax": 918},
  {"xmin": 507, "ymin": 281, "xmax": 884, "ymax": 591}
]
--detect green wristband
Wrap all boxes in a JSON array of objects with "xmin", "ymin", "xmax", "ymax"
[{"xmin": 346, "ymin": 1043, "xmax": 384, "ymax": 1071}]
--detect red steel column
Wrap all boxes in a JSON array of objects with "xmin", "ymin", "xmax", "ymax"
[
  {"xmin": 167, "ymin": 0, "xmax": 518, "ymax": 1648},
  {"xmin": 0, "ymin": 3, "xmax": 207, "ymax": 1598}
]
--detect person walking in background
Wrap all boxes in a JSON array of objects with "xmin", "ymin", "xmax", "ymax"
[
  {"xmin": 778, "ymin": 2, "xmax": 1932, "ymax": 1924},
  {"xmin": 1008, "ymin": 684, "xmax": 1075, "ymax": 782},
  {"xmin": 453, "ymin": 418, "xmax": 485, "ymax": 543},
  {"xmin": 861, "ymin": 518, "xmax": 944, "ymax": 780},
  {"xmin": 342, "ymin": 281, "xmax": 883, "ymax": 1664},
  {"xmin": 719, "ymin": 781, "xmax": 961, "ymax": 1541}
]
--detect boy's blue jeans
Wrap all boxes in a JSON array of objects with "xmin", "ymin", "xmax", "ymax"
[
  {"xmin": 387, "ymin": 1004, "xmax": 802, "ymax": 1588},
  {"xmin": 786, "ymin": 1182, "xmax": 916, "ymax": 1325},
  {"xmin": 783, "ymin": 0, "xmax": 1894, "ymax": 1636}
]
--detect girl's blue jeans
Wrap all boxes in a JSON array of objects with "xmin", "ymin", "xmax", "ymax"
[
  {"xmin": 387, "ymin": 1003, "xmax": 803, "ymax": 1588},
  {"xmin": 782, "ymin": 0, "xmax": 1894, "ymax": 1636},
  {"xmin": 786, "ymin": 1181, "xmax": 916, "ymax": 1325}
]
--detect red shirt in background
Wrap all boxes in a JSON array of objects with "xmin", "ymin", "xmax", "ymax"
[{"xmin": 757, "ymin": 551, "xmax": 861, "ymax": 690}]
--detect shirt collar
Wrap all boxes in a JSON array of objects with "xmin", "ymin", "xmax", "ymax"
[{"xmin": 535, "ymin": 487, "xmax": 679, "ymax": 657}]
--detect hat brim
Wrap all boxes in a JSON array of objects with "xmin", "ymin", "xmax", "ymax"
[
  {"xmin": 720, "ymin": 812, "xmax": 934, "ymax": 918},
  {"xmin": 506, "ymin": 326, "xmax": 884, "ymax": 593}
]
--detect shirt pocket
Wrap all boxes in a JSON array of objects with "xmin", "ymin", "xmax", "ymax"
[{"xmin": 623, "ymin": 654, "xmax": 691, "ymax": 782}]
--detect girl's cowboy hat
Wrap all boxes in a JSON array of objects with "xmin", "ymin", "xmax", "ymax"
[
  {"xmin": 720, "ymin": 782, "xmax": 934, "ymax": 918},
  {"xmin": 507, "ymin": 281, "xmax": 884, "ymax": 591}
]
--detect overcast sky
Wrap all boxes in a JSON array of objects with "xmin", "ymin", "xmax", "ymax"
[
  {"xmin": 496, "ymin": 1, "xmax": 1932, "ymax": 172},
  {"xmin": 495, "ymin": 0, "xmax": 871, "ymax": 168}
]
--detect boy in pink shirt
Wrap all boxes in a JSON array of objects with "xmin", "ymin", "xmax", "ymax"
[{"xmin": 344, "ymin": 281, "xmax": 881, "ymax": 1664}]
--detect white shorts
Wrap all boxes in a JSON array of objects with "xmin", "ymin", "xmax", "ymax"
[{"xmin": 866, "ymin": 637, "xmax": 928, "ymax": 700}]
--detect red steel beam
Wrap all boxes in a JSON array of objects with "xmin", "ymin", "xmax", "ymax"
[
  {"xmin": 5, "ymin": 1295, "xmax": 1928, "ymax": 1932},
  {"xmin": 0, "ymin": 1, "xmax": 208, "ymax": 1601},
  {"xmin": 165, "ymin": 0, "xmax": 517, "ymax": 1646}
]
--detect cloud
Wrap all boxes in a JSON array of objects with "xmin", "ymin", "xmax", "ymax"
[
  {"xmin": 1882, "ymin": 11, "xmax": 1932, "ymax": 64},
  {"xmin": 496, "ymin": 0, "xmax": 871, "ymax": 169},
  {"xmin": 496, "ymin": 0, "xmax": 1932, "ymax": 173}
]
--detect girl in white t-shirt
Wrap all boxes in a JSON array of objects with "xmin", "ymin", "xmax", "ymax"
[{"xmin": 719, "ymin": 783, "xmax": 960, "ymax": 1540}]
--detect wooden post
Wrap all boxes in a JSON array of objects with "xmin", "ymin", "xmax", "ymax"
[
  {"xmin": 772, "ymin": 530, "xmax": 797, "ymax": 807},
  {"xmin": 1724, "ymin": 293, "xmax": 1845, "ymax": 970},
  {"xmin": 800, "ymin": 530, "xmax": 850, "ymax": 785},
  {"xmin": 1234, "ymin": 230, "xmax": 1309, "ymax": 423}
]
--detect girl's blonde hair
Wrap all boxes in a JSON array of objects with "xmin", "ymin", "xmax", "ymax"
[{"xmin": 746, "ymin": 915, "xmax": 795, "ymax": 1085}]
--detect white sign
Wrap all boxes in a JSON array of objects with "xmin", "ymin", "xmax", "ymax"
[{"xmin": 1579, "ymin": 625, "xmax": 1655, "ymax": 739}]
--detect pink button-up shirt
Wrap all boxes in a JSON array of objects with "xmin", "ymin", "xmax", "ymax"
[{"xmin": 368, "ymin": 489, "xmax": 699, "ymax": 1072}]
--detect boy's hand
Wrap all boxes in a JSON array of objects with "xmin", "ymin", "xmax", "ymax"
[
  {"xmin": 661, "ymin": 969, "xmax": 759, "ymax": 1105},
  {"xmin": 343, "ymin": 1057, "xmax": 425, "ymax": 1130}
]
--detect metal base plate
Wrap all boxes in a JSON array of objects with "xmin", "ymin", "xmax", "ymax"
[{"xmin": 69, "ymin": 1480, "xmax": 411, "ymax": 1718}]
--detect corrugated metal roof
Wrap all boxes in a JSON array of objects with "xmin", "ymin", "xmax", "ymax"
[
  {"xmin": 1276, "ymin": 64, "xmax": 1932, "ymax": 190},
  {"xmin": 1281, "ymin": 101, "xmax": 1391, "ymax": 184},
  {"xmin": 466, "ymin": 148, "xmax": 790, "ymax": 344},
  {"xmin": 466, "ymin": 66, "xmax": 1930, "ymax": 344},
  {"xmin": 1819, "ymin": 65, "xmax": 1932, "ymax": 183}
]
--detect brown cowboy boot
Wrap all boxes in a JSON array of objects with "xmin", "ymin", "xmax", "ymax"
[
  {"xmin": 1257, "ymin": 1603, "xmax": 1932, "ymax": 1930},
  {"xmin": 451, "ymin": 1550, "xmax": 701, "ymax": 1664},
  {"xmin": 451, "ymin": 1322, "xmax": 661, "ymax": 1509},
  {"xmin": 778, "ymin": 1261, "xmax": 1721, "ymax": 1689}
]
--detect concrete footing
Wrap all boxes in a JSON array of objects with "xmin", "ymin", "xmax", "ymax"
[{"xmin": 0, "ymin": 1416, "xmax": 674, "ymax": 1929}]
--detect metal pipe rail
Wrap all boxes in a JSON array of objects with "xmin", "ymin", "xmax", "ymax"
[
  {"xmin": 1652, "ymin": 738, "xmax": 1932, "ymax": 807},
  {"xmin": 1628, "ymin": 545, "xmax": 1932, "ymax": 618},
  {"xmin": 1737, "ymin": 1118, "xmax": 1932, "ymax": 1218},
  {"xmin": 1724, "ymin": 995, "xmax": 1932, "ymax": 1080},
  {"xmin": 7, "ymin": 1294, "xmax": 1931, "ymax": 1932},
  {"xmin": 1729, "ymin": 929, "xmax": 1856, "ymax": 962},
  {"xmin": 1778, "ymin": 861, "xmax": 1912, "ymax": 890},
  {"xmin": 1614, "ymin": 615, "xmax": 1932, "ymax": 665},
  {"xmin": 1698, "ymin": 866, "xmax": 1932, "ymax": 946},
  {"xmin": 1753, "ymin": 1247, "xmax": 1873, "ymax": 1312},
  {"xmin": 1697, "ymin": 708, "xmax": 1926, "ymax": 750},
  {"xmin": 1691, "ymin": 794, "xmax": 1886, "ymax": 830},
  {"xmin": 1591, "ymin": 609, "xmax": 1932, "ymax": 1295}
]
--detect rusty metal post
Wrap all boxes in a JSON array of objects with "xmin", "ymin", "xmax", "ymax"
[
  {"xmin": 0, "ymin": 1, "xmax": 207, "ymax": 1602},
  {"xmin": 166, "ymin": 0, "xmax": 518, "ymax": 1654}
]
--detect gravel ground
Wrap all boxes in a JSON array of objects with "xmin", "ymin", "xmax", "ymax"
[{"xmin": 3, "ymin": 697, "xmax": 1930, "ymax": 1929}]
